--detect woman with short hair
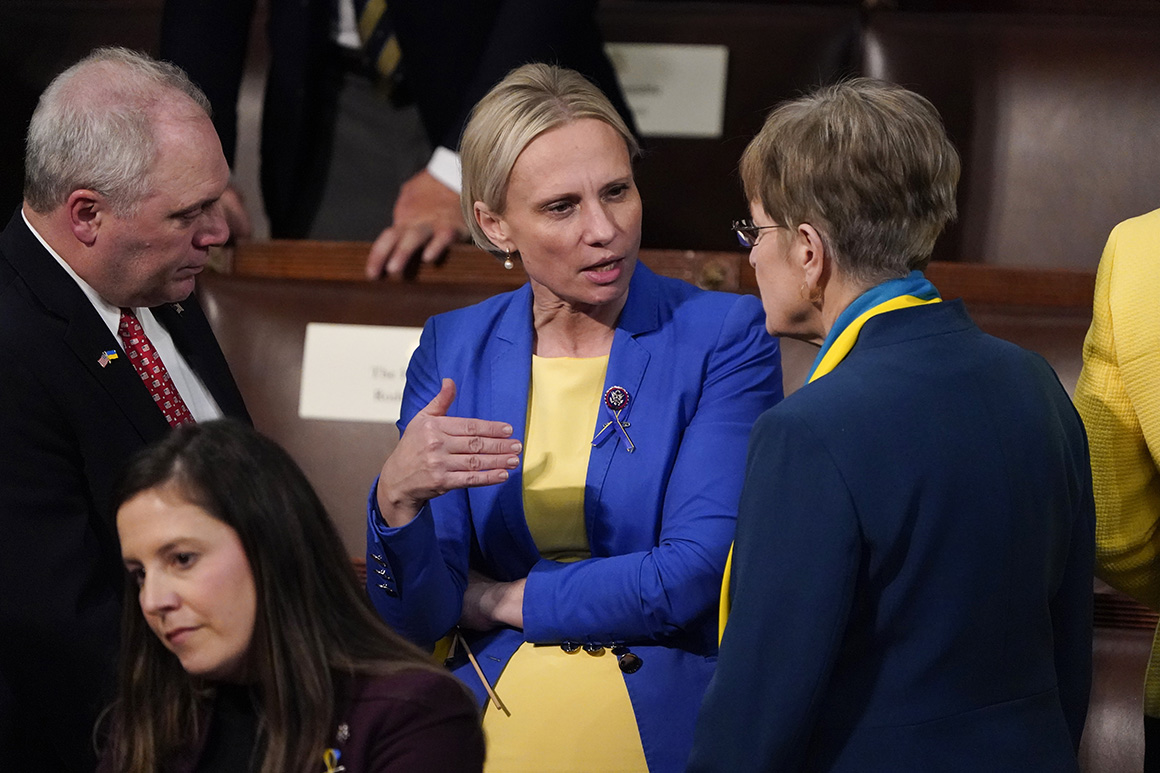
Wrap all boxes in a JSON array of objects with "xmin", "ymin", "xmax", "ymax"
[{"xmin": 689, "ymin": 78, "xmax": 1094, "ymax": 772}]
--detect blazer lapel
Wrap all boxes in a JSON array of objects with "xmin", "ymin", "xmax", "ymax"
[
  {"xmin": 0, "ymin": 210, "xmax": 169, "ymax": 441},
  {"xmin": 154, "ymin": 295, "xmax": 251, "ymax": 422},
  {"xmin": 66, "ymin": 308, "xmax": 172, "ymax": 441},
  {"xmin": 488, "ymin": 285, "xmax": 539, "ymax": 561},
  {"xmin": 585, "ymin": 265, "xmax": 660, "ymax": 546}
]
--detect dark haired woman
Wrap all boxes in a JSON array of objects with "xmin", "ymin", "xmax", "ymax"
[{"xmin": 99, "ymin": 419, "xmax": 484, "ymax": 773}]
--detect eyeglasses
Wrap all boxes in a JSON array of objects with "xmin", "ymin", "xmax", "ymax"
[{"xmin": 731, "ymin": 218, "xmax": 784, "ymax": 248}]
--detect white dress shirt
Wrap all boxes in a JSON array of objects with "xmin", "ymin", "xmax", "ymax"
[{"xmin": 22, "ymin": 210, "xmax": 224, "ymax": 422}]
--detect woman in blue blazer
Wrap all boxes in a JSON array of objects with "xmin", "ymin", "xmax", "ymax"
[
  {"xmin": 365, "ymin": 65, "xmax": 782, "ymax": 772},
  {"xmin": 688, "ymin": 79, "xmax": 1094, "ymax": 772}
]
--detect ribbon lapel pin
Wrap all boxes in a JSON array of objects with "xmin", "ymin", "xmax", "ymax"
[
  {"xmin": 322, "ymin": 749, "xmax": 346, "ymax": 772},
  {"xmin": 592, "ymin": 385, "xmax": 635, "ymax": 453}
]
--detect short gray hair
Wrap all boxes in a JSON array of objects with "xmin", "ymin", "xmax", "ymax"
[
  {"xmin": 460, "ymin": 63, "xmax": 639, "ymax": 254},
  {"xmin": 24, "ymin": 47, "xmax": 212, "ymax": 214},
  {"xmin": 740, "ymin": 78, "xmax": 959, "ymax": 284}
]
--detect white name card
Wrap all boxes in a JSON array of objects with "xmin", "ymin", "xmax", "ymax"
[
  {"xmin": 299, "ymin": 323, "xmax": 423, "ymax": 423},
  {"xmin": 605, "ymin": 42, "xmax": 729, "ymax": 139}
]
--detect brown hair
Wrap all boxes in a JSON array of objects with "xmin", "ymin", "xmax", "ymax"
[
  {"xmin": 740, "ymin": 77, "xmax": 959, "ymax": 283},
  {"xmin": 101, "ymin": 420, "xmax": 449, "ymax": 773}
]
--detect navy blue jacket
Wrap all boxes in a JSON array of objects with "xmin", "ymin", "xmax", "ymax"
[{"xmin": 689, "ymin": 300, "xmax": 1094, "ymax": 772}]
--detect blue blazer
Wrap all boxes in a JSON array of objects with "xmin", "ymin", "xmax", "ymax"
[
  {"xmin": 366, "ymin": 264, "xmax": 783, "ymax": 772},
  {"xmin": 688, "ymin": 301, "xmax": 1094, "ymax": 772}
]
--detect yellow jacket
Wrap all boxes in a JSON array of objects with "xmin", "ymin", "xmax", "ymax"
[{"xmin": 1075, "ymin": 207, "xmax": 1160, "ymax": 715}]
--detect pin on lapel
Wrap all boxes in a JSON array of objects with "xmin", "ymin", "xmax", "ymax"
[
  {"xmin": 97, "ymin": 350, "xmax": 118, "ymax": 368},
  {"xmin": 592, "ymin": 385, "xmax": 635, "ymax": 453},
  {"xmin": 322, "ymin": 748, "xmax": 346, "ymax": 772}
]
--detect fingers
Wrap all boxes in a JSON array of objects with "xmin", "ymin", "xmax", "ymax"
[
  {"xmin": 420, "ymin": 378, "xmax": 457, "ymax": 418},
  {"xmin": 218, "ymin": 185, "xmax": 253, "ymax": 242},
  {"xmin": 366, "ymin": 171, "xmax": 468, "ymax": 279},
  {"xmin": 437, "ymin": 463, "xmax": 519, "ymax": 491},
  {"xmin": 386, "ymin": 223, "xmax": 435, "ymax": 277},
  {"xmin": 418, "ymin": 380, "xmax": 514, "ymax": 440},
  {"xmin": 408, "ymin": 418, "xmax": 521, "ymax": 475},
  {"xmin": 422, "ymin": 224, "xmax": 461, "ymax": 265},
  {"xmin": 365, "ymin": 225, "xmax": 398, "ymax": 279},
  {"xmin": 381, "ymin": 395, "xmax": 521, "ymax": 516},
  {"xmin": 439, "ymin": 434, "xmax": 521, "ymax": 457},
  {"xmin": 365, "ymin": 223, "xmax": 445, "ymax": 279}
]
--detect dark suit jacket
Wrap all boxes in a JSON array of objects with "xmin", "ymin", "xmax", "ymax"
[
  {"xmin": 688, "ymin": 300, "xmax": 1095, "ymax": 772},
  {"xmin": 0, "ymin": 209, "xmax": 249, "ymax": 771},
  {"xmin": 160, "ymin": 0, "xmax": 634, "ymax": 237}
]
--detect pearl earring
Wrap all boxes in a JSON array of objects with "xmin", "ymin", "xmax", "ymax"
[{"xmin": 503, "ymin": 251, "xmax": 515, "ymax": 270}]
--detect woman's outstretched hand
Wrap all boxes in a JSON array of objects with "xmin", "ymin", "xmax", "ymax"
[{"xmin": 376, "ymin": 378, "xmax": 522, "ymax": 528}]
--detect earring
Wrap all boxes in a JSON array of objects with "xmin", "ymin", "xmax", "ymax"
[
  {"xmin": 799, "ymin": 281, "xmax": 824, "ymax": 304},
  {"xmin": 503, "ymin": 252, "xmax": 514, "ymax": 270}
]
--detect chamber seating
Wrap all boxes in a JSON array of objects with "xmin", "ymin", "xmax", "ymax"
[
  {"xmin": 598, "ymin": 2, "xmax": 861, "ymax": 251},
  {"xmin": 861, "ymin": 11, "xmax": 1160, "ymax": 269},
  {"xmin": 201, "ymin": 239, "xmax": 1145, "ymax": 772},
  {"xmin": 204, "ymin": 241, "xmax": 1096, "ymax": 534},
  {"xmin": 598, "ymin": 2, "xmax": 1160, "ymax": 273}
]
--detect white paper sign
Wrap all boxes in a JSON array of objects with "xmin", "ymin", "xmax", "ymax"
[
  {"xmin": 605, "ymin": 42, "xmax": 729, "ymax": 139},
  {"xmin": 299, "ymin": 323, "xmax": 423, "ymax": 423}
]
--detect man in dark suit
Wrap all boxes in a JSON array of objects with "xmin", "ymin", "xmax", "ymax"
[
  {"xmin": 160, "ymin": 0, "xmax": 634, "ymax": 277},
  {"xmin": 0, "ymin": 47, "xmax": 250, "ymax": 770}
]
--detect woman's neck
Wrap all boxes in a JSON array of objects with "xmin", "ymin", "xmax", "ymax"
[
  {"xmin": 531, "ymin": 296, "xmax": 621, "ymax": 357},
  {"xmin": 817, "ymin": 273, "xmax": 876, "ymax": 342}
]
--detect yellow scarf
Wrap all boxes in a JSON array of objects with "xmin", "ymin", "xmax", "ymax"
[{"xmin": 718, "ymin": 275, "xmax": 941, "ymax": 642}]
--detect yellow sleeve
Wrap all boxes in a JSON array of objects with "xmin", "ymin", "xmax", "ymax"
[{"xmin": 1075, "ymin": 208, "xmax": 1160, "ymax": 609}]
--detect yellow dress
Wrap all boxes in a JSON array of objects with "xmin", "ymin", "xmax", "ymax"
[
  {"xmin": 481, "ymin": 355, "xmax": 649, "ymax": 772},
  {"xmin": 1074, "ymin": 207, "xmax": 1160, "ymax": 716}
]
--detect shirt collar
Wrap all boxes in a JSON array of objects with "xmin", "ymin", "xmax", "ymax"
[{"xmin": 22, "ymin": 207, "xmax": 125, "ymax": 338}]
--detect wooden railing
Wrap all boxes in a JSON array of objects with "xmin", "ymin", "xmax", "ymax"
[
  {"xmin": 228, "ymin": 239, "xmax": 1150, "ymax": 630},
  {"xmin": 226, "ymin": 240, "xmax": 1097, "ymax": 310}
]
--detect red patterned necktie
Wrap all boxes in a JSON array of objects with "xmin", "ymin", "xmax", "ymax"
[{"xmin": 117, "ymin": 308, "xmax": 195, "ymax": 428}]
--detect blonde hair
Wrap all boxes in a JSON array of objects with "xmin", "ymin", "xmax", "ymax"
[
  {"xmin": 460, "ymin": 63, "xmax": 639, "ymax": 253},
  {"xmin": 740, "ymin": 78, "xmax": 959, "ymax": 283}
]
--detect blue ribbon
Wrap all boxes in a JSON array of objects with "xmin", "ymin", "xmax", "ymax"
[
  {"xmin": 323, "ymin": 749, "xmax": 346, "ymax": 773},
  {"xmin": 804, "ymin": 270, "xmax": 941, "ymax": 383}
]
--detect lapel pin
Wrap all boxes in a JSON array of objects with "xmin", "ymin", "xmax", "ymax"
[
  {"xmin": 592, "ymin": 385, "xmax": 635, "ymax": 453},
  {"xmin": 322, "ymin": 748, "xmax": 346, "ymax": 772},
  {"xmin": 98, "ymin": 350, "xmax": 119, "ymax": 368}
]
